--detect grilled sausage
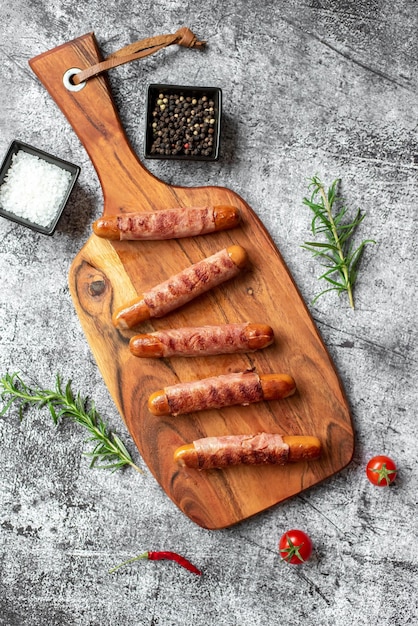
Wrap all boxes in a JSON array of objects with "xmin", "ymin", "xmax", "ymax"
[
  {"xmin": 112, "ymin": 245, "xmax": 248, "ymax": 330},
  {"xmin": 129, "ymin": 323, "xmax": 274, "ymax": 358},
  {"xmin": 93, "ymin": 205, "xmax": 240, "ymax": 240},
  {"xmin": 173, "ymin": 433, "xmax": 322, "ymax": 469},
  {"xmin": 148, "ymin": 371, "xmax": 296, "ymax": 416}
]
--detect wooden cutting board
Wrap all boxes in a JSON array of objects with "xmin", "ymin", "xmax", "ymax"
[{"xmin": 29, "ymin": 33, "xmax": 354, "ymax": 529}]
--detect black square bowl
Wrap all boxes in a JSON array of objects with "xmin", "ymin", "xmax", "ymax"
[
  {"xmin": 145, "ymin": 84, "xmax": 222, "ymax": 161},
  {"xmin": 0, "ymin": 140, "xmax": 80, "ymax": 235}
]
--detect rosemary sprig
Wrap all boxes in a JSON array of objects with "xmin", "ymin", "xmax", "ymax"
[
  {"xmin": 0, "ymin": 371, "xmax": 143, "ymax": 474},
  {"xmin": 301, "ymin": 176, "xmax": 375, "ymax": 308}
]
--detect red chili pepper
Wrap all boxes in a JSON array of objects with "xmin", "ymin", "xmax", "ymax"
[
  {"xmin": 109, "ymin": 550, "xmax": 202, "ymax": 576},
  {"xmin": 148, "ymin": 551, "xmax": 202, "ymax": 575}
]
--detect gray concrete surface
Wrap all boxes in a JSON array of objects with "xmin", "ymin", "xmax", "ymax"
[{"xmin": 1, "ymin": 1, "xmax": 417, "ymax": 624}]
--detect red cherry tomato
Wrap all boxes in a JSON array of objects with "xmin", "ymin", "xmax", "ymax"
[
  {"xmin": 366, "ymin": 455, "xmax": 397, "ymax": 487},
  {"xmin": 278, "ymin": 529, "xmax": 312, "ymax": 564}
]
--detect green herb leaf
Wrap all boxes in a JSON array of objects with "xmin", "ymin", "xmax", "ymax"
[
  {"xmin": 302, "ymin": 176, "xmax": 375, "ymax": 308},
  {"xmin": 0, "ymin": 371, "xmax": 143, "ymax": 474}
]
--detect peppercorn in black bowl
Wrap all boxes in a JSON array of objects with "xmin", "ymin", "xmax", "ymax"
[{"xmin": 145, "ymin": 84, "xmax": 222, "ymax": 161}]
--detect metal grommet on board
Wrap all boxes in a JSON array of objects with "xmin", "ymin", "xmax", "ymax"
[{"xmin": 63, "ymin": 68, "xmax": 86, "ymax": 92}]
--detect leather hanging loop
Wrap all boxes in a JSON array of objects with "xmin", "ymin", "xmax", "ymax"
[
  {"xmin": 174, "ymin": 26, "xmax": 206, "ymax": 49},
  {"xmin": 72, "ymin": 27, "xmax": 206, "ymax": 85}
]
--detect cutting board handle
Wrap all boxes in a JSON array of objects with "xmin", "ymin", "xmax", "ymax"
[{"xmin": 29, "ymin": 32, "xmax": 166, "ymax": 214}]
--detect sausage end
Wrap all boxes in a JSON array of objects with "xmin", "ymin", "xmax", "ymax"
[
  {"xmin": 148, "ymin": 390, "xmax": 171, "ymax": 416},
  {"xmin": 112, "ymin": 310, "xmax": 129, "ymax": 329},
  {"xmin": 227, "ymin": 245, "xmax": 248, "ymax": 269},
  {"xmin": 245, "ymin": 324, "xmax": 275, "ymax": 350},
  {"xmin": 129, "ymin": 335, "xmax": 165, "ymax": 358},
  {"xmin": 260, "ymin": 374, "xmax": 296, "ymax": 400},
  {"xmin": 93, "ymin": 217, "xmax": 120, "ymax": 240},
  {"xmin": 173, "ymin": 444, "xmax": 198, "ymax": 467},
  {"xmin": 213, "ymin": 205, "xmax": 241, "ymax": 231},
  {"xmin": 112, "ymin": 297, "xmax": 150, "ymax": 329},
  {"xmin": 283, "ymin": 436, "xmax": 322, "ymax": 462}
]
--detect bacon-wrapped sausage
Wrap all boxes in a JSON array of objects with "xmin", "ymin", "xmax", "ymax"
[
  {"xmin": 129, "ymin": 323, "xmax": 274, "ymax": 358},
  {"xmin": 112, "ymin": 245, "xmax": 248, "ymax": 330},
  {"xmin": 148, "ymin": 371, "xmax": 296, "ymax": 416},
  {"xmin": 174, "ymin": 433, "xmax": 322, "ymax": 469},
  {"xmin": 93, "ymin": 205, "xmax": 240, "ymax": 240}
]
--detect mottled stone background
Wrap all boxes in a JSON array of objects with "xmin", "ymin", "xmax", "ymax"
[{"xmin": 0, "ymin": 1, "xmax": 417, "ymax": 624}]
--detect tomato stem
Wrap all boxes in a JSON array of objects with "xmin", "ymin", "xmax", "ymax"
[
  {"xmin": 370, "ymin": 463, "xmax": 397, "ymax": 486},
  {"xmin": 280, "ymin": 535, "xmax": 306, "ymax": 563}
]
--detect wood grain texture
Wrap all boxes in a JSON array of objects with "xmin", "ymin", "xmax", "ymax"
[{"xmin": 29, "ymin": 33, "xmax": 354, "ymax": 529}]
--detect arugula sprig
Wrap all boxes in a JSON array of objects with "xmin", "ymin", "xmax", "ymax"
[
  {"xmin": 0, "ymin": 371, "xmax": 143, "ymax": 474},
  {"xmin": 302, "ymin": 176, "xmax": 375, "ymax": 308}
]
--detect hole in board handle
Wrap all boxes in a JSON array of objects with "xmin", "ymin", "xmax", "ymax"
[{"xmin": 63, "ymin": 68, "xmax": 86, "ymax": 92}]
